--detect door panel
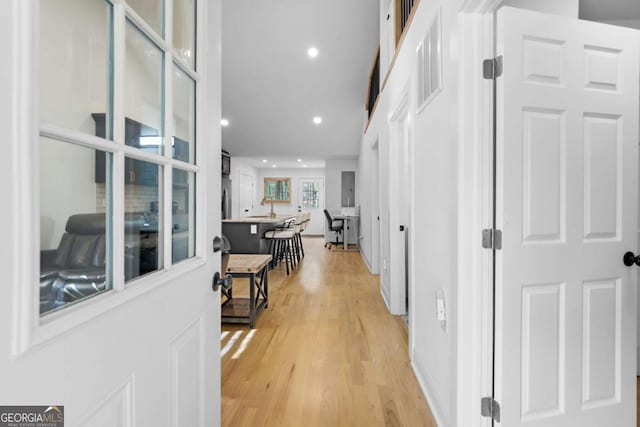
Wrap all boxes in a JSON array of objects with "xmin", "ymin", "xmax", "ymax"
[
  {"xmin": 0, "ymin": 0, "xmax": 220, "ymax": 425},
  {"xmin": 495, "ymin": 7, "xmax": 639, "ymax": 426},
  {"xmin": 239, "ymin": 172, "xmax": 254, "ymax": 217}
]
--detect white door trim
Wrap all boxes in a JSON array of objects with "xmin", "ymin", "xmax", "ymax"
[
  {"xmin": 456, "ymin": 3, "xmax": 498, "ymax": 427},
  {"xmin": 8, "ymin": 0, "xmax": 40, "ymax": 355},
  {"xmin": 387, "ymin": 83, "xmax": 411, "ymax": 318}
]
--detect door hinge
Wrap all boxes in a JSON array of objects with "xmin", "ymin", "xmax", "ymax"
[
  {"xmin": 481, "ymin": 397, "xmax": 501, "ymax": 422},
  {"xmin": 483, "ymin": 56, "xmax": 503, "ymax": 79},
  {"xmin": 482, "ymin": 229, "xmax": 502, "ymax": 250}
]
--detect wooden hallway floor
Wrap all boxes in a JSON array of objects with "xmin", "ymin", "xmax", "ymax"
[{"xmin": 221, "ymin": 237, "xmax": 437, "ymax": 427}]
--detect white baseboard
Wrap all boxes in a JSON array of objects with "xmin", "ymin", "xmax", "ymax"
[
  {"xmin": 380, "ymin": 286, "xmax": 391, "ymax": 311},
  {"xmin": 637, "ymin": 346, "xmax": 640, "ymax": 375},
  {"xmin": 361, "ymin": 251, "xmax": 374, "ymax": 273},
  {"xmin": 411, "ymin": 359, "xmax": 447, "ymax": 427}
]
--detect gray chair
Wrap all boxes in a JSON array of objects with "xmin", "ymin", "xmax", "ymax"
[{"xmin": 323, "ymin": 209, "xmax": 343, "ymax": 249}]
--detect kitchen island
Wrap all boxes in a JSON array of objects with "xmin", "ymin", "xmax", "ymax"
[{"xmin": 222, "ymin": 215, "xmax": 296, "ymax": 254}]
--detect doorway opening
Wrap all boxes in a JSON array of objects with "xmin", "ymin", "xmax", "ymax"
[
  {"xmin": 388, "ymin": 89, "xmax": 411, "ymax": 317},
  {"xmin": 370, "ymin": 139, "xmax": 381, "ymax": 274}
]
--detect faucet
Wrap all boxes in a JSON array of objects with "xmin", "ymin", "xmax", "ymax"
[{"xmin": 260, "ymin": 196, "xmax": 276, "ymax": 218}]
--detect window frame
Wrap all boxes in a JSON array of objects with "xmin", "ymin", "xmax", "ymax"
[
  {"xmin": 15, "ymin": 0, "xmax": 206, "ymax": 353},
  {"xmin": 263, "ymin": 177, "xmax": 292, "ymax": 204}
]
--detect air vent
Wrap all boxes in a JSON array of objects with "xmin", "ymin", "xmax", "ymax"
[{"xmin": 417, "ymin": 9, "xmax": 442, "ymax": 109}]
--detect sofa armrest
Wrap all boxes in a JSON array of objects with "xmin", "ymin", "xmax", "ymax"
[{"xmin": 40, "ymin": 249, "xmax": 57, "ymax": 268}]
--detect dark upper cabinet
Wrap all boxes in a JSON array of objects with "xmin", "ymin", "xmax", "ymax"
[
  {"xmin": 173, "ymin": 137, "xmax": 189, "ymax": 163},
  {"xmin": 92, "ymin": 114, "xmax": 161, "ymax": 186},
  {"xmin": 92, "ymin": 113, "xmax": 108, "ymax": 183},
  {"xmin": 221, "ymin": 151, "xmax": 230, "ymax": 175}
]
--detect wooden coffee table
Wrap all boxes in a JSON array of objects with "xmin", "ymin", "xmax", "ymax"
[{"xmin": 221, "ymin": 254, "xmax": 272, "ymax": 328}]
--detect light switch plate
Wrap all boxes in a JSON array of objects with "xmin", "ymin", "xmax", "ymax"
[
  {"xmin": 250, "ymin": 224, "xmax": 257, "ymax": 234},
  {"xmin": 435, "ymin": 289, "xmax": 446, "ymax": 331}
]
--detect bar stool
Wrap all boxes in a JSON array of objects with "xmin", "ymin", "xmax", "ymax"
[
  {"xmin": 264, "ymin": 219, "xmax": 297, "ymax": 275},
  {"xmin": 291, "ymin": 213, "xmax": 305, "ymax": 262},
  {"xmin": 297, "ymin": 212, "xmax": 311, "ymax": 259}
]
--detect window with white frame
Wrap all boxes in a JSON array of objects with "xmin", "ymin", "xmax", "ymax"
[{"xmin": 39, "ymin": 0, "xmax": 197, "ymax": 316}]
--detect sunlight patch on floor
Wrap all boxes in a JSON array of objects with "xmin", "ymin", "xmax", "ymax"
[
  {"xmin": 221, "ymin": 330, "xmax": 243, "ymax": 358},
  {"xmin": 231, "ymin": 329, "xmax": 256, "ymax": 360}
]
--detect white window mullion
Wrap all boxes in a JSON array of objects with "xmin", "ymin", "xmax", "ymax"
[
  {"xmin": 122, "ymin": 144, "xmax": 171, "ymax": 165},
  {"xmin": 169, "ymin": 159, "xmax": 198, "ymax": 173},
  {"xmin": 124, "ymin": 4, "xmax": 170, "ymax": 54},
  {"xmin": 39, "ymin": 123, "xmax": 118, "ymax": 154},
  {"xmin": 163, "ymin": 0, "xmax": 174, "ymax": 271},
  {"xmin": 112, "ymin": 0, "xmax": 126, "ymax": 291},
  {"xmin": 173, "ymin": 56, "xmax": 199, "ymax": 82}
]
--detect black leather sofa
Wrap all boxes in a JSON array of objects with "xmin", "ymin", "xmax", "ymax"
[{"xmin": 40, "ymin": 212, "xmax": 159, "ymax": 314}]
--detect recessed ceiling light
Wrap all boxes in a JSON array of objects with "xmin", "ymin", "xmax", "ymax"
[
  {"xmin": 313, "ymin": 116, "xmax": 323, "ymax": 125},
  {"xmin": 262, "ymin": 159, "xmax": 268, "ymax": 163},
  {"xmin": 307, "ymin": 47, "xmax": 318, "ymax": 58},
  {"xmin": 220, "ymin": 118, "xmax": 229, "ymax": 127},
  {"xmin": 271, "ymin": 164, "xmax": 277, "ymax": 168},
  {"xmin": 297, "ymin": 158, "xmax": 302, "ymax": 162}
]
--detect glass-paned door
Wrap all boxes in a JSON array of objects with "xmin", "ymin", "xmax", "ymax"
[{"xmin": 298, "ymin": 178, "xmax": 324, "ymax": 235}]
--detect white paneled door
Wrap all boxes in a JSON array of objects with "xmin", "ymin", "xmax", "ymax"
[
  {"xmin": 495, "ymin": 7, "xmax": 639, "ymax": 426},
  {"xmin": 239, "ymin": 171, "xmax": 254, "ymax": 217}
]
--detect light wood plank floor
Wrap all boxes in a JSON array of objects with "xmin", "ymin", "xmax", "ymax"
[{"xmin": 221, "ymin": 237, "xmax": 437, "ymax": 426}]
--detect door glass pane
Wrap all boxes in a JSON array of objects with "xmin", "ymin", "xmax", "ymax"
[
  {"xmin": 125, "ymin": 158, "xmax": 162, "ymax": 281},
  {"xmin": 172, "ymin": 169, "xmax": 195, "ymax": 263},
  {"xmin": 40, "ymin": 137, "xmax": 112, "ymax": 315},
  {"xmin": 302, "ymin": 182, "xmax": 319, "ymax": 209},
  {"xmin": 40, "ymin": 0, "xmax": 113, "ymax": 138},
  {"xmin": 125, "ymin": 20, "xmax": 164, "ymax": 154},
  {"xmin": 173, "ymin": 0, "xmax": 196, "ymax": 67},
  {"xmin": 127, "ymin": 0, "xmax": 163, "ymax": 36},
  {"xmin": 172, "ymin": 65, "xmax": 195, "ymax": 163}
]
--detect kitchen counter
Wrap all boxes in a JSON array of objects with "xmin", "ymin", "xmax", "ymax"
[
  {"xmin": 222, "ymin": 215, "xmax": 294, "ymax": 223},
  {"xmin": 222, "ymin": 215, "xmax": 296, "ymax": 254}
]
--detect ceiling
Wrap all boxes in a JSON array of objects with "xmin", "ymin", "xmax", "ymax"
[
  {"xmin": 233, "ymin": 156, "xmax": 326, "ymax": 170},
  {"xmin": 579, "ymin": 0, "xmax": 640, "ymax": 20},
  {"xmin": 221, "ymin": 0, "xmax": 379, "ymax": 158}
]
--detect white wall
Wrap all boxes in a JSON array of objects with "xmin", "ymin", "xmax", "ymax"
[{"xmin": 359, "ymin": 2, "xmax": 459, "ymax": 422}]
